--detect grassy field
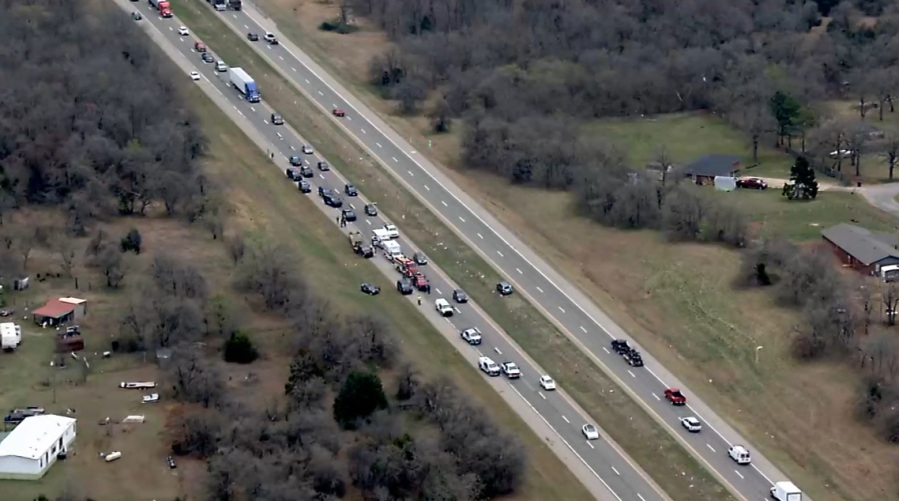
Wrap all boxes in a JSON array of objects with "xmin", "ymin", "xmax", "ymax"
[
  {"xmin": 236, "ymin": 2, "xmax": 899, "ymax": 500},
  {"xmin": 171, "ymin": 1, "xmax": 738, "ymax": 501}
]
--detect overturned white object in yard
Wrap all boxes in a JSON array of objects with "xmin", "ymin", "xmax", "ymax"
[
  {"xmin": 122, "ymin": 415, "xmax": 145, "ymax": 423},
  {"xmin": 142, "ymin": 393, "xmax": 159, "ymax": 404},
  {"xmin": 104, "ymin": 451, "xmax": 122, "ymax": 462},
  {"xmin": 119, "ymin": 381, "xmax": 156, "ymax": 389}
]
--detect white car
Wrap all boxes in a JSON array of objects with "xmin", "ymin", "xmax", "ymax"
[
  {"xmin": 177, "ymin": 26, "xmax": 189, "ymax": 36},
  {"xmin": 302, "ymin": 145, "xmax": 314, "ymax": 154},
  {"xmin": 215, "ymin": 61, "xmax": 228, "ymax": 72},
  {"xmin": 478, "ymin": 356, "xmax": 501, "ymax": 376},
  {"xmin": 435, "ymin": 298, "xmax": 453, "ymax": 317},
  {"xmin": 680, "ymin": 416, "xmax": 702, "ymax": 432},
  {"xmin": 382, "ymin": 224, "xmax": 399, "ymax": 239},
  {"xmin": 189, "ymin": 71, "xmax": 201, "ymax": 81},
  {"xmin": 539, "ymin": 375, "xmax": 556, "ymax": 391},
  {"xmin": 460, "ymin": 328, "xmax": 481, "ymax": 345},
  {"xmin": 501, "ymin": 362, "xmax": 521, "ymax": 379},
  {"xmin": 142, "ymin": 393, "xmax": 159, "ymax": 404},
  {"xmin": 728, "ymin": 445, "xmax": 752, "ymax": 465},
  {"xmin": 582, "ymin": 424, "xmax": 599, "ymax": 440},
  {"xmin": 264, "ymin": 32, "xmax": 278, "ymax": 44}
]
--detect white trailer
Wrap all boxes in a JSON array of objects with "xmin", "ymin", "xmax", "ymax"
[
  {"xmin": 1, "ymin": 322, "xmax": 22, "ymax": 350},
  {"xmin": 119, "ymin": 381, "xmax": 157, "ymax": 389},
  {"xmin": 770, "ymin": 481, "xmax": 801, "ymax": 501}
]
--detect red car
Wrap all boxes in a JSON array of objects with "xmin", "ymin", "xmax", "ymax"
[
  {"xmin": 736, "ymin": 177, "xmax": 767, "ymax": 190},
  {"xmin": 333, "ymin": 108, "xmax": 346, "ymax": 117},
  {"xmin": 664, "ymin": 388, "xmax": 687, "ymax": 406},
  {"xmin": 194, "ymin": 41, "xmax": 207, "ymax": 52}
]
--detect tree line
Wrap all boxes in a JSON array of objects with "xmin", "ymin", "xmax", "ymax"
[{"xmin": 0, "ymin": 0, "xmax": 207, "ymax": 234}]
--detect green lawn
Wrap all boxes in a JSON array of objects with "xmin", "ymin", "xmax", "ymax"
[{"xmin": 587, "ymin": 113, "xmax": 794, "ymax": 177}]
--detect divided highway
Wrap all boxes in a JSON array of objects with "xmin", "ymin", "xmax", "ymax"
[
  {"xmin": 121, "ymin": 2, "xmax": 672, "ymax": 501},
  {"xmin": 133, "ymin": 2, "xmax": 808, "ymax": 501}
]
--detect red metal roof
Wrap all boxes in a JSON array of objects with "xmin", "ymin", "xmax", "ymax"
[{"xmin": 32, "ymin": 299, "xmax": 75, "ymax": 319}]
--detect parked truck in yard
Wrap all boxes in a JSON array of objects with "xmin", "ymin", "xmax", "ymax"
[
  {"xmin": 770, "ymin": 482, "xmax": 801, "ymax": 501},
  {"xmin": 148, "ymin": 0, "xmax": 172, "ymax": 17},
  {"xmin": 229, "ymin": 68, "xmax": 261, "ymax": 103}
]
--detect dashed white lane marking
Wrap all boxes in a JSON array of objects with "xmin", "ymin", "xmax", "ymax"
[
  {"xmin": 562, "ymin": 415, "xmax": 570, "ymax": 423},
  {"xmin": 539, "ymin": 392, "xmax": 546, "ymax": 400},
  {"xmin": 441, "ymin": 201, "xmax": 448, "ymax": 207},
  {"xmin": 305, "ymin": 79, "xmax": 310, "ymax": 84},
  {"xmin": 361, "ymin": 128, "xmax": 366, "ymax": 134},
  {"xmin": 392, "ymin": 157, "xmax": 398, "ymax": 162},
  {"xmin": 276, "ymin": 132, "xmax": 282, "ymax": 139},
  {"xmin": 289, "ymin": 146, "xmax": 295, "ymax": 150},
  {"xmin": 365, "ymin": 220, "xmax": 371, "ymax": 225},
  {"xmin": 494, "ymin": 347, "xmax": 502, "ymax": 355},
  {"xmin": 611, "ymin": 467, "xmax": 620, "ymax": 476},
  {"xmin": 477, "ymin": 233, "xmax": 483, "ymax": 239},
  {"xmin": 232, "ymin": 14, "xmax": 237, "ymax": 18},
  {"xmin": 734, "ymin": 470, "xmax": 744, "ymax": 480},
  {"xmin": 279, "ymin": 55, "xmax": 284, "ymax": 60},
  {"xmin": 516, "ymin": 268, "xmax": 523, "ymax": 274},
  {"xmin": 580, "ymin": 326, "xmax": 587, "ymax": 333},
  {"xmin": 707, "ymin": 444, "xmax": 716, "ymax": 453},
  {"xmin": 602, "ymin": 347, "xmax": 610, "ymax": 354},
  {"xmin": 318, "ymin": 91, "xmax": 324, "ymax": 96},
  {"xmin": 424, "ymin": 185, "xmax": 430, "ymax": 191},
  {"xmin": 319, "ymin": 174, "xmax": 325, "ymax": 179},
  {"xmin": 497, "ymin": 251, "xmax": 504, "ymax": 257},
  {"xmin": 459, "ymin": 216, "xmax": 466, "ymax": 223},
  {"xmin": 435, "ymin": 288, "xmax": 442, "ymax": 295},
  {"xmin": 637, "ymin": 494, "xmax": 646, "ymax": 501},
  {"xmin": 349, "ymin": 204, "xmax": 355, "ymax": 209},
  {"xmin": 292, "ymin": 67, "xmax": 297, "ymax": 72},
  {"xmin": 536, "ymin": 286, "xmax": 544, "ymax": 293},
  {"xmin": 652, "ymin": 393, "xmax": 661, "ymax": 401},
  {"xmin": 559, "ymin": 306, "xmax": 566, "ymax": 313},
  {"xmin": 244, "ymin": 24, "xmax": 249, "ymax": 29},
  {"xmin": 407, "ymin": 170, "xmax": 414, "ymax": 177},
  {"xmin": 263, "ymin": 120, "xmax": 268, "ymax": 124},
  {"xmin": 376, "ymin": 142, "xmax": 382, "ymax": 148},
  {"xmin": 586, "ymin": 441, "xmax": 595, "ymax": 449},
  {"xmin": 250, "ymin": 107, "xmax": 255, "ymax": 112},
  {"xmin": 627, "ymin": 370, "xmax": 636, "ymax": 378},
  {"xmin": 347, "ymin": 116, "xmax": 352, "ymax": 121}
]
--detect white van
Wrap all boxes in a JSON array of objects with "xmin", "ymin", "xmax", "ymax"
[
  {"xmin": 478, "ymin": 356, "xmax": 501, "ymax": 376},
  {"xmin": 382, "ymin": 240, "xmax": 403, "ymax": 261},
  {"xmin": 728, "ymin": 445, "xmax": 751, "ymax": 465}
]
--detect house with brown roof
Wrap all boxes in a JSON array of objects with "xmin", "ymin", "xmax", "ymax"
[{"xmin": 32, "ymin": 298, "xmax": 87, "ymax": 327}]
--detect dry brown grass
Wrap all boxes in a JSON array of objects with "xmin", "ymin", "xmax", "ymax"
[{"xmin": 244, "ymin": 2, "xmax": 899, "ymax": 500}]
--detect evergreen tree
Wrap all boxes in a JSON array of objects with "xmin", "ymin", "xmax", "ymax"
[
  {"xmin": 333, "ymin": 371, "xmax": 387, "ymax": 429},
  {"xmin": 783, "ymin": 156, "xmax": 818, "ymax": 200}
]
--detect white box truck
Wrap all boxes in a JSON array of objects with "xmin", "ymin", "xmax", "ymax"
[
  {"xmin": 1, "ymin": 322, "xmax": 21, "ymax": 350},
  {"xmin": 770, "ymin": 481, "xmax": 801, "ymax": 501},
  {"xmin": 228, "ymin": 68, "xmax": 261, "ymax": 103},
  {"xmin": 383, "ymin": 240, "xmax": 403, "ymax": 261}
]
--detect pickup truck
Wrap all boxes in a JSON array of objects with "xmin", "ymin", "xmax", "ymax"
[
  {"xmin": 382, "ymin": 224, "xmax": 399, "ymax": 239},
  {"xmin": 664, "ymin": 388, "xmax": 687, "ymax": 405}
]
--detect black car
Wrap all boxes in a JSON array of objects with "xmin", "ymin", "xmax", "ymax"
[
  {"xmin": 300, "ymin": 166, "xmax": 313, "ymax": 178},
  {"xmin": 364, "ymin": 203, "xmax": 378, "ymax": 216},
  {"xmin": 496, "ymin": 281, "xmax": 513, "ymax": 296},
  {"xmin": 318, "ymin": 186, "xmax": 329, "ymax": 197},
  {"xmin": 167, "ymin": 456, "xmax": 177, "ymax": 469},
  {"xmin": 201, "ymin": 52, "xmax": 214, "ymax": 63},
  {"xmin": 413, "ymin": 252, "xmax": 428, "ymax": 265},
  {"xmin": 453, "ymin": 289, "xmax": 468, "ymax": 303},
  {"xmin": 324, "ymin": 193, "xmax": 343, "ymax": 208},
  {"xmin": 286, "ymin": 167, "xmax": 301, "ymax": 180},
  {"xmin": 344, "ymin": 184, "xmax": 358, "ymax": 196},
  {"xmin": 611, "ymin": 339, "xmax": 632, "ymax": 355},
  {"xmin": 355, "ymin": 244, "xmax": 374, "ymax": 258},
  {"xmin": 624, "ymin": 349, "xmax": 644, "ymax": 367},
  {"xmin": 397, "ymin": 279, "xmax": 413, "ymax": 295},
  {"xmin": 361, "ymin": 283, "xmax": 381, "ymax": 295},
  {"xmin": 289, "ymin": 155, "xmax": 302, "ymax": 166},
  {"xmin": 298, "ymin": 179, "xmax": 311, "ymax": 193},
  {"xmin": 318, "ymin": 161, "xmax": 330, "ymax": 171},
  {"xmin": 247, "ymin": 32, "xmax": 259, "ymax": 41},
  {"xmin": 342, "ymin": 209, "xmax": 357, "ymax": 222},
  {"xmin": 271, "ymin": 113, "xmax": 284, "ymax": 125}
]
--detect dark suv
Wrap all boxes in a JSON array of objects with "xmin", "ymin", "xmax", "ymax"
[
  {"xmin": 286, "ymin": 167, "xmax": 301, "ymax": 181},
  {"xmin": 271, "ymin": 113, "xmax": 284, "ymax": 125},
  {"xmin": 396, "ymin": 279, "xmax": 413, "ymax": 295},
  {"xmin": 247, "ymin": 32, "xmax": 259, "ymax": 41}
]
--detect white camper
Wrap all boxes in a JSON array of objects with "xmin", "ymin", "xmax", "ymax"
[{"xmin": 0, "ymin": 322, "xmax": 22, "ymax": 350}]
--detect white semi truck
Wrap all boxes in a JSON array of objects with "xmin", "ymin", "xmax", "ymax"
[{"xmin": 228, "ymin": 68, "xmax": 261, "ymax": 103}]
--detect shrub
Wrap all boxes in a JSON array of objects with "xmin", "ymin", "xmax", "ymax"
[
  {"xmin": 223, "ymin": 332, "xmax": 258, "ymax": 364},
  {"xmin": 333, "ymin": 371, "xmax": 387, "ymax": 429},
  {"xmin": 120, "ymin": 228, "xmax": 142, "ymax": 254}
]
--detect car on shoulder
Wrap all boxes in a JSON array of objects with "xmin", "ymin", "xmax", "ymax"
[
  {"xmin": 364, "ymin": 203, "xmax": 378, "ymax": 216},
  {"xmin": 264, "ymin": 32, "xmax": 278, "ymax": 44},
  {"xmin": 478, "ymin": 356, "xmax": 501, "ymax": 376},
  {"xmin": 539, "ymin": 375, "xmax": 556, "ymax": 391},
  {"xmin": 189, "ymin": 71, "xmax": 201, "ymax": 81},
  {"xmin": 247, "ymin": 32, "xmax": 259, "ymax": 41},
  {"xmin": 728, "ymin": 445, "xmax": 752, "ymax": 465},
  {"xmin": 611, "ymin": 339, "xmax": 631, "ymax": 354},
  {"xmin": 194, "ymin": 41, "xmax": 206, "ymax": 52},
  {"xmin": 131, "ymin": 11, "xmax": 142, "ymax": 20},
  {"xmin": 737, "ymin": 177, "xmax": 767, "ymax": 190},
  {"xmin": 300, "ymin": 165, "xmax": 313, "ymax": 178},
  {"xmin": 344, "ymin": 183, "xmax": 357, "ymax": 196},
  {"xmin": 413, "ymin": 252, "xmax": 428, "ymax": 265},
  {"xmin": 435, "ymin": 298, "xmax": 454, "ymax": 317},
  {"xmin": 271, "ymin": 113, "xmax": 284, "ymax": 125},
  {"xmin": 360, "ymin": 283, "xmax": 380, "ymax": 296},
  {"xmin": 664, "ymin": 388, "xmax": 687, "ymax": 406},
  {"xmin": 453, "ymin": 289, "xmax": 468, "ymax": 303},
  {"xmin": 582, "ymin": 424, "xmax": 599, "ymax": 440},
  {"xmin": 501, "ymin": 362, "xmax": 521, "ymax": 379},
  {"xmin": 680, "ymin": 416, "xmax": 702, "ymax": 433},
  {"xmin": 623, "ymin": 348, "xmax": 644, "ymax": 367},
  {"xmin": 298, "ymin": 179, "xmax": 311, "ymax": 193},
  {"xmin": 396, "ymin": 279, "xmax": 413, "ymax": 295},
  {"xmin": 302, "ymin": 145, "xmax": 314, "ymax": 154},
  {"xmin": 201, "ymin": 52, "xmax": 214, "ymax": 64},
  {"xmin": 333, "ymin": 108, "xmax": 346, "ymax": 117},
  {"xmin": 355, "ymin": 244, "xmax": 374, "ymax": 258},
  {"xmin": 289, "ymin": 156, "xmax": 302, "ymax": 166},
  {"xmin": 342, "ymin": 209, "xmax": 357, "ymax": 222},
  {"xmin": 286, "ymin": 167, "xmax": 301, "ymax": 180},
  {"xmin": 496, "ymin": 281, "xmax": 513, "ymax": 296},
  {"xmin": 460, "ymin": 328, "xmax": 481, "ymax": 345}
]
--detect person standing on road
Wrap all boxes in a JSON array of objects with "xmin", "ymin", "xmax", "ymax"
[{"xmin": 417, "ymin": 295, "xmax": 422, "ymax": 306}]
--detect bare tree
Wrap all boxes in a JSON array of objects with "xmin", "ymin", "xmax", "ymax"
[
  {"xmin": 165, "ymin": 346, "xmax": 225, "ymax": 408},
  {"xmin": 227, "ymin": 234, "xmax": 246, "ymax": 264},
  {"xmin": 52, "ymin": 234, "xmax": 78, "ymax": 277},
  {"xmin": 15, "ymin": 227, "xmax": 36, "ymax": 271},
  {"xmin": 882, "ymin": 133, "xmax": 899, "ymax": 180},
  {"xmin": 845, "ymin": 124, "xmax": 869, "ymax": 177}
]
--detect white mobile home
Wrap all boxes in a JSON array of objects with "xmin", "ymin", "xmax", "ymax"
[{"xmin": 0, "ymin": 415, "xmax": 77, "ymax": 480}]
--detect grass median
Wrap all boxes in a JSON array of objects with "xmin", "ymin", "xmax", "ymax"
[{"xmin": 171, "ymin": 2, "xmax": 736, "ymax": 500}]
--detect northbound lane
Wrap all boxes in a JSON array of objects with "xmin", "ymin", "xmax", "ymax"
[{"xmin": 123, "ymin": 3, "xmax": 671, "ymax": 501}]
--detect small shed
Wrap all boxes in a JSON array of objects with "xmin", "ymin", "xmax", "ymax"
[
  {"xmin": 683, "ymin": 154, "xmax": 742, "ymax": 185},
  {"xmin": 32, "ymin": 300, "xmax": 75, "ymax": 327}
]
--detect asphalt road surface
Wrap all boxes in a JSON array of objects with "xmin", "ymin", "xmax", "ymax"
[
  {"xmin": 130, "ymin": 2, "xmax": 807, "ymax": 501},
  {"xmin": 120, "ymin": 3, "xmax": 677, "ymax": 501}
]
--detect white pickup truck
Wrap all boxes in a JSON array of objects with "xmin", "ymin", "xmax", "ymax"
[{"xmin": 382, "ymin": 224, "xmax": 399, "ymax": 239}]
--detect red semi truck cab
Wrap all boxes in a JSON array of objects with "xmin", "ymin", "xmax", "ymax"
[{"xmin": 158, "ymin": 1, "xmax": 172, "ymax": 17}]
